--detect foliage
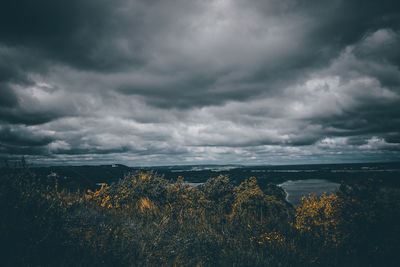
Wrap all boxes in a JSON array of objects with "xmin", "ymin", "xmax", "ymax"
[{"xmin": 1, "ymin": 169, "xmax": 399, "ymax": 266}]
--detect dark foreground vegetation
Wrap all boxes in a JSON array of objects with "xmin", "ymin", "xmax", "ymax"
[{"xmin": 1, "ymin": 168, "xmax": 399, "ymax": 266}]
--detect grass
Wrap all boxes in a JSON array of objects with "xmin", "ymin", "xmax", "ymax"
[{"xmin": 1, "ymin": 168, "xmax": 399, "ymax": 266}]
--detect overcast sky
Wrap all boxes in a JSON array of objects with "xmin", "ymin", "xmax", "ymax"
[{"xmin": 1, "ymin": 0, "xmax": 400, "ymax": 166}]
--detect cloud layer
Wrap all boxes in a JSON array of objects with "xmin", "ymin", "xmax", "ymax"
[{"xmin": 1, "ymin": 0, "xmax": 400, "ymax": 165}]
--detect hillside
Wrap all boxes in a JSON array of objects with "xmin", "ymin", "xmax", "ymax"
[{"xmin": 1, "ymin": 168, "xmax": 399, "ymax": 266}]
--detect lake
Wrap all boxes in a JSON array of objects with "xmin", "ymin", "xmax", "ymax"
[{"xmin": 278, "ymin": 179, "xmax": 340, "ymax": 206}]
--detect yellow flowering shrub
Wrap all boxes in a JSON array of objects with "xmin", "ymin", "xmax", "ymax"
[
  {"xmin": 250, "ymin": 231, "xmax": 285, "ymax": 246},
  {"xmin": 295, "ymin": 194, "xmax": 346, "ymax": 248},
  {"xmin": 86, "ymin": 183, "xmax": 114, "ymax": 208}
]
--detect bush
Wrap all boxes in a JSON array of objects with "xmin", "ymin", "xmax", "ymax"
[{"xmin": 1, "ymin": 170, "xmax": 399, "ymax": 266}]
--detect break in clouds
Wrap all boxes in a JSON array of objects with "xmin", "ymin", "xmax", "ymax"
[{"xmin": 1, "ymin": 0, "xmax": 400, "ymax": 165}]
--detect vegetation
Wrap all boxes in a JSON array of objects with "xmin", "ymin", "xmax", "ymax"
[{"xmin": 1, "ymin": 168, "xmax": 399, "ymax": 266}]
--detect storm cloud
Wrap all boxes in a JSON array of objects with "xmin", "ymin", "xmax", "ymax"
[{"xmin": 1, "ymin": 0, "xmax": 400, "ymax": 165}]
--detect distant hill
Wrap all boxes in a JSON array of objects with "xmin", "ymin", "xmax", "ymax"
[{"xmin": 1, "ymin": 162, "xmax": 399, "ymax": 191}]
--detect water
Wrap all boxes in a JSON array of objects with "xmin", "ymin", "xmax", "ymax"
[
  {"xmin": 279, "ymin": 179, "xmax": 340, "ymax": 206},
  {"xmin": 18, "ymin": 162, "xmax": 399, "ymax": 194}
]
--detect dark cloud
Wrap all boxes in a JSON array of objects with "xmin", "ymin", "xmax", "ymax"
[
  {"xmin": 0, "ymin": 0, "xmax": 399, "ymax": 165},
  {"xmin": 0, "ymin": 83, "xmax": 18, "ymax": 108},
  {"xmin": 0, "ymin": 108, "xmax": 63, "ymax": 125},
  {"xmin": 0, "ymin": 125, "xmax": 53, "ymax": 147},
  {"xmin": 0, "ymin": 0, "xmax": 138, "ymax": 71},
  {"xmin": 0, "ymin": 125, "xmax": 54, "ymax": 156}
]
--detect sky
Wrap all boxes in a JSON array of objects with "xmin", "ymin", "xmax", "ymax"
[{"xmin": 1, "ymin": 0, "xmax": 400, "ymax": 166}]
